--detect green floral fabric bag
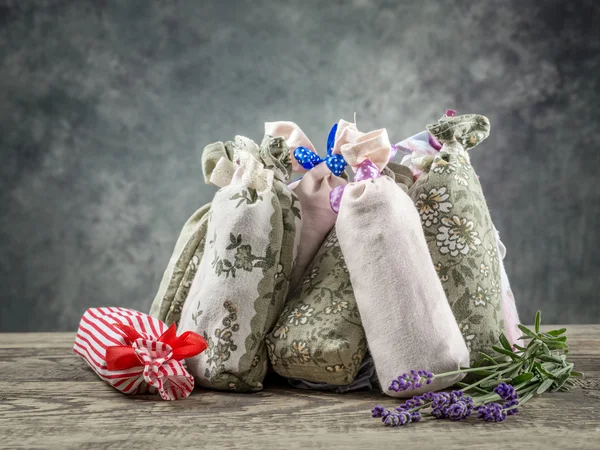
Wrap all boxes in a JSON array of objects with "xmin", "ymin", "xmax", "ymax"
[
  {"xmin": 266, "ymin": 161, "xmax": 414, "ymax": 387},
  {"xmin": 177, "ymin": 135, "xmax": 301, "ymax": 392},
  {"xmin": 149, "ymin": 137, "xmax": 259, "ymax": 325},
  {"xmin": 406, "ymin": 112, "xmax": 505, "ymax": 361}
]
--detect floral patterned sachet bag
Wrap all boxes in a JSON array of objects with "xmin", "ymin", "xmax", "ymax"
[
  {"xmin": 334, "ymin": 127, "xmax": 470, "ymax": 398},
  {"xmin": 405, "ymin": 112, "xmax": 506, "ymax": 361},
  {"xmin": 177, "ymin": 135, "xmax": 301, "ymax": 392},
  {"xmin": 396, "ymin": 110, "xmax": 521, "ymax": 348},
  {"xmin": 149, "ymin": 137, "xmax": 260, "ymax": 326}
]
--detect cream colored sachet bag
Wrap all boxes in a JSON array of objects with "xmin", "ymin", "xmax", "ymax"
[
  {"xmin": 335, "ymin": 126, "xmax": 470, "ymax": 398},
  {"xmin": 178, "ymin": 136, "xmax": 300, "ymax": 392}
]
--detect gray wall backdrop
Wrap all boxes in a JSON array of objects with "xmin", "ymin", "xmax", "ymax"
[{"xmin": 1, "ymin": 0, "xmax": 599, "ymax": 332}]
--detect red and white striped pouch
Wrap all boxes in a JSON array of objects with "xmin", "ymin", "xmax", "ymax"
[{"xmin": 74, "ymin": 307, "xmax": 207, "ymax": 400}]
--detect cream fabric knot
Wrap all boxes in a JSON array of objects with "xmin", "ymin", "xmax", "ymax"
[
  {"xmin": 209, "ymin": 152, "xmax": 274, "ymax": 192},
  {"xmin": 332, "ymin": 119, "xmax": 391, "ymax": 171}
]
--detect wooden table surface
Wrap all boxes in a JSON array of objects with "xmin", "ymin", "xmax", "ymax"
[{"xmin": 0, "ymin": 326, "xmax": 598, "ymax": 450}]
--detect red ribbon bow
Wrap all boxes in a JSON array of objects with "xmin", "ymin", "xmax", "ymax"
[{"xmin": 105, "ymin": 323, "xmax": 208, "ymax": 371}]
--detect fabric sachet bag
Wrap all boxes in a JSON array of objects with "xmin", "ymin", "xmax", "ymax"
[
  {"xmin": 264, "ymin": 121, "xmax": 347, "ymax": 294},
  {"xmin": 396, "ymin": 111, "xmax": 521, "ymax": 348},
  {"xmin": 74, "ymin": 307, "xmax": 207, "ymax": 400},
  {"xmin": 149, "ymin": 137, "xmax": 260, "ymax": 326},
  {"xmin": 283, "ymin": 161, "xmax": 414, "ymax": 393},
  {"xmin": 335, "ymin": 127, "xmax": 470, "ymax": 398},
  {"xmin": 405, "ymin": 112, "xmax": 505, "ymax": 361},
  {"xmin": 267, "ymin": 120, "xmax": 383, "ymax": 386},
  {"xmin": 177, "ymin": 135, "xmax": 300, "ymax": 392}
]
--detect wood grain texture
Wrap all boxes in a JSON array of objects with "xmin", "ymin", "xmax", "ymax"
[{"xmin": 0, "ymin": 326, "xmax": 599, "ymax": 450}]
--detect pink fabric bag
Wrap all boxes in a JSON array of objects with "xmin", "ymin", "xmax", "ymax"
[
  {"xmin": 265, "ymin": 121, "xmax": 347, "ymax": 293},
  {"xmin": 333, "ymin": 126, "xmax": 470, "ymax": 397}
]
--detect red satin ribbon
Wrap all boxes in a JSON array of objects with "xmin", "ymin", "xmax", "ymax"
[{"xmin": 105, "ymin": 324, "xmax": 208, "ymax": 371}]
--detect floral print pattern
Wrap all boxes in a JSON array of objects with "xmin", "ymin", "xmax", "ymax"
[
  {"xmin": 291, "ymin": 340, "xmax": 312, "ymax": 362},
  {"xmin": 409, "ymin": 115, "xmax": 504, "ymax": 362},
  {"xmin": 272, "ymin": 325, "xmax": 289, "ymax": 339},
  {"xmin": 267, "ymin": 229, "xmax": 367, "ymax": 385},
  {"xmin": 230, "ymin": 187, "xmax": 262, "ymax": 208},
  {"xmin": 203, "ymin": 301, "xmax": 240, "ymax": 382},
  {"xmin": 415, "ymin": 187, "xmax": 453, "ymax": 227},
  {"xmin": 287, "ymin": 305, "xmax": 314, "ymax": 326},
  {"xmin": 436, "ymin": 216, "xmax": 482, "ymax": 257},
  {"xmin": 472, "ymin": 285, "xmax": 491, "ymax": 307},
  {"xmin": 324, "ymin": 300, "xmax": 349, "ymax": 314},
  {"xmin": 211, "ymin": 233, "xmax": 269, "ymax": 278},
  {"xmin": 432, "ymin": 158, "xmax": 458, "ymax": 175}
]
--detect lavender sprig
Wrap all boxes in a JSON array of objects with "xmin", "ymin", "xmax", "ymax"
[
  {"xmin": 389, "ymin": 370, "xmax": 433, "ymax": 392},
  {"xmin": 371, "ymin": 311, "xmax": 582, "ymax": 427}
]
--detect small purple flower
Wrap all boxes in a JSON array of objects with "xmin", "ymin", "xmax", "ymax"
[
  {"xmin": 493, "ymin": 382, "xmax": 519, "ymax": 415},
  {"xmin": 410, "ymin": 411, "xmax": 422, "ymax": 423},
  {"xmin": 430, "ymin": 391, "xmax": 474, "ymax": 420},
  {"xmin": 383, "ymin": 411, "xmax": 412, "ymax": 427},
  {"xmin": 447, "ymin": 400, "xmax": 473, "ymax": 421},
  {"xmin": 371, "ymin": 406, "xmax": 387, "ymax": 418},
  {"xmin": 477, "ymin": 402, "xmax": 507, "ymax": 422},
  {"xmin": 494, "ymin": 383, "xmax": 517, "ymax": 401},
  {"xmin": 388, "ymin": 370, "xmax": 434, "ymax": 392},
  {"xmin": 503, "ymin": 398, "xmax": 519, "ymax": 415}
]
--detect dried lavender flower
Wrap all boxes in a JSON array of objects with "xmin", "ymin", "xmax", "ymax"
[
  {"xmin": 476, "ymin": 403, "xmax": 507, "ymax": 422},
  {"xmin": 388, "ymin": 370, "xmax": 434, "ymax": 392}
]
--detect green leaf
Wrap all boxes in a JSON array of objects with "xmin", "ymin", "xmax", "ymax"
[
  {"xmin": 477, "ymin": 352, "xmax": 498, "ymax": 364},
  {"xmin": 455, "ymin": 382, "xmax": 488, "ymax": 395},
  {"xmin": 535, "ymin": 311, "xmax": 541, "ymax": 333},
  {"xmin": 534, "ymin": 362, "xmax": 558, "ymax": 380},
  {"xmin": 541, "ymin": 333, "xmax": 567, "ymax": 342},
  {"xmin": 492, "ymin": 346, "xmax": 521, "ymax": 361},
  {"xmin": 481, "ymin": 378, "xmax": 511, "ymax": 388},
  {"xmin": 538, "ymin": 354, "xmax": 563, "ymax": 363},
  {"xmin": 537, "ymin": 378, "xmax": 554, "ymax": 394},
  {"xmin": 547, "ymin": 341, "xmax": 569, "ymax": 349},
  {"xmin": 499, "ymin": 333, "xmax": 512, "ymax": 351},
  {"xmin": 571, "ymin": 371, "xmax": 585, "ymax": 377},
  {"xmin": 518, "ymin": 324, "xmax": 538, "ymax": 338},
  {"xmin": 471, "ymin": 369, "xmax": 500, "ymax": 377},
  {"xmin": 551, "ymin": 374, "xmax": 571, "ymax": 392},
  {"xmin": 546, "ymin": 328, "xmax": 567, "ymax": 336},
  {"xmin": 519, "ymin": 390, "xmax": 536, "ymax": 405},
  {"xmin": 511, "ymin": 372, "xmax": 535, "ymax": 385}
]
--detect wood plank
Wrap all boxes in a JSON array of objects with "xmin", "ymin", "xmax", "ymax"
[{"xmin": 0, "ymin": 326, "xmax": 598, "ymax": 449}]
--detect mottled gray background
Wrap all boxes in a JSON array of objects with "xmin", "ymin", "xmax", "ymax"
[{"xmin": 1, "ymin": 0, "xmax": 599, "ymax": 331}]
